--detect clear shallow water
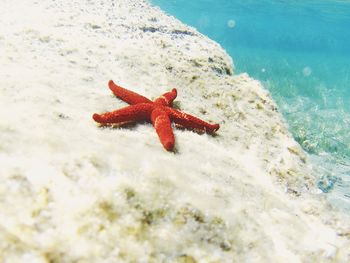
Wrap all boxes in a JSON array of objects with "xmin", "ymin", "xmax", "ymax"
[{"xmin": 152, "ymin": 0, "xmax": 350, "ymax": 208}]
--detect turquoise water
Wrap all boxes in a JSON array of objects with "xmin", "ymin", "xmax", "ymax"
[{"xmin": 152, "ymin": 0, "xmax": 350, "ymax": 208}]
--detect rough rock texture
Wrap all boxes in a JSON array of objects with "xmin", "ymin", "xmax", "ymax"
[{"xmin": 0, "ymin": 0, "xmax": 349, "ymax": 262}]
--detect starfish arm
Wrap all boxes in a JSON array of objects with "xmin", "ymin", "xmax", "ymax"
[
  {"xmin": 153, "ymin": 88, "xmax": 177, "ymax": 106},
  {"xmin": 167, "ymin": 108, "xmax": 220, "ymax": 134},
  {"xmin": 151, "ymin": 108, "xmax": 175, "ymax": 151},
  {"xmin": 92, "ymin": 103, "xmax": 153, "ymax": 124},
  {"xmin": 108, "ymin": 80, "xmax": 152, "ymax": 105}
]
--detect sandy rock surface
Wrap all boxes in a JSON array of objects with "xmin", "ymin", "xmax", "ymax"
[{"xmin": 0, "ymin": 0, "xmax": 349, "ymax": 262}]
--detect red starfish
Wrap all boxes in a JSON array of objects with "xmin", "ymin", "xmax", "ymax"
[{"xmin": 92, "ymin": 80, "xmax": 220, "ymax": 151}]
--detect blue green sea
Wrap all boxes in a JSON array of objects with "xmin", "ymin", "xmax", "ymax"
[{"xmin": 151, "ymin": 0, "xmax": 350, "ymax": 209}]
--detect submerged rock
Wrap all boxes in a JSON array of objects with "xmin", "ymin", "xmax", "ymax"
[{"xmin": 0, "ymin": 0, "xmax": 349, "ymax": 262}]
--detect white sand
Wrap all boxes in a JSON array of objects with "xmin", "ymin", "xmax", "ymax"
[{"xmin": 0, "ymin": 0, "xmax": 349, "ymax": 262}]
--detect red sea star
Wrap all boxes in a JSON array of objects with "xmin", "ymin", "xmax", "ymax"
[{"xmin": 92, "ymin": 80, "xmax": 220, "ymax": 151}]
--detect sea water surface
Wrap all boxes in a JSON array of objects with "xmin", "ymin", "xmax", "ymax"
[{"xmin": 152, "ymin": 0, "xmax": 350, "ymax": 209}]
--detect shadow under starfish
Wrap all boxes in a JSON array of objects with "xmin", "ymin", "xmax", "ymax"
[{"xmin": 92, "ymin": 80, "xmax": 220, "ymax": 151}]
